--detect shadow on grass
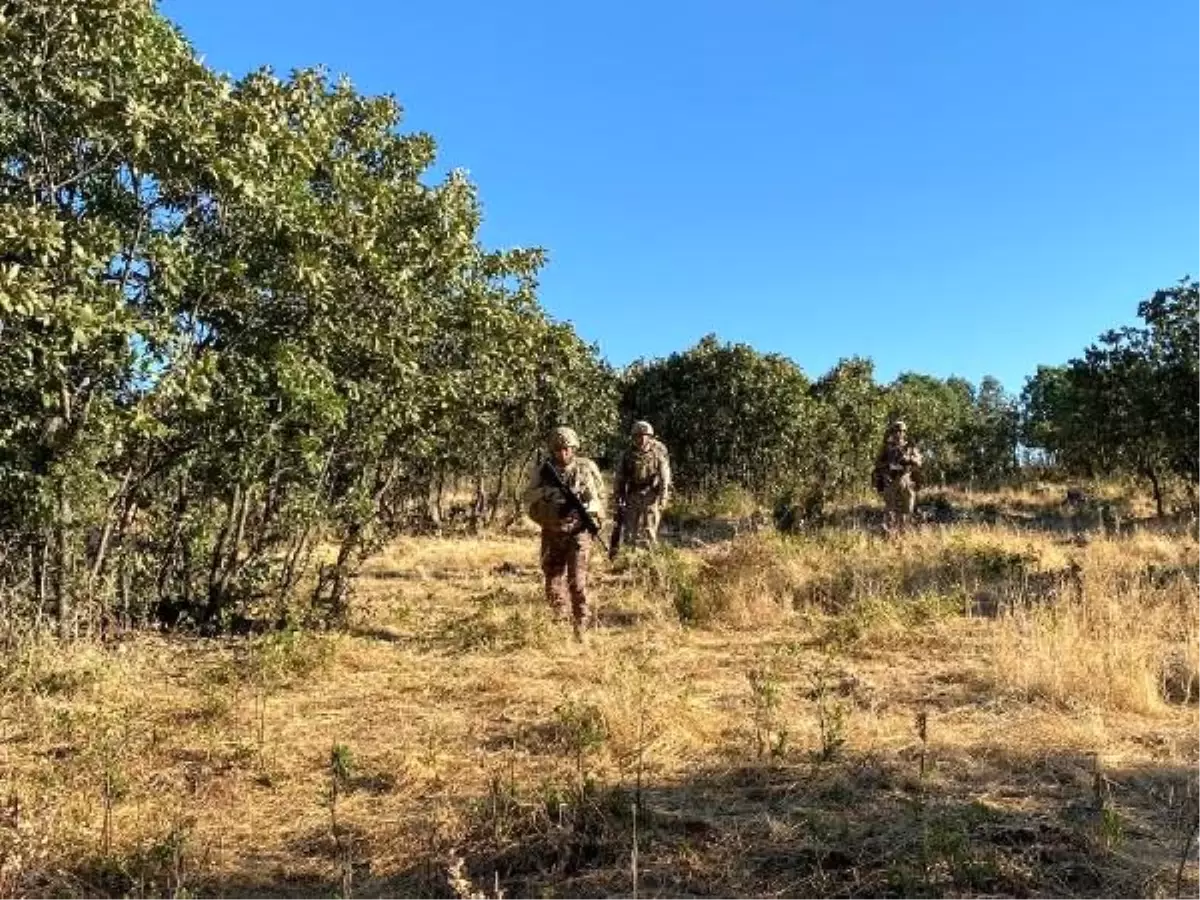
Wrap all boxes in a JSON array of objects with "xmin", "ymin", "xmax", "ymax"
[{"xmin": 86, "ymin": 749, "xmax": 1186, "ymax": 899}]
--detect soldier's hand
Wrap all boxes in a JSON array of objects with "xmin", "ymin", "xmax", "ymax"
[{"xmin": 559, "ymin": 512, "xmax": 580, "ymax": 533}]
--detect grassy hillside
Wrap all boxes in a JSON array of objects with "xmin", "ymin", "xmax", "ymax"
[{"xmin": 0, "ymin": 489, "xmax": 1196, "ymax": 898}]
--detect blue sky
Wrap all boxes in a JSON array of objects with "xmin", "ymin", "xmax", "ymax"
[{"xmin": 161, "ymin": 0, "xmax": 1198, "ymax": 395}]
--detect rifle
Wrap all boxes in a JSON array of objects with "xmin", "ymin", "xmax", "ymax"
[
  {"xmin": 539, "ymin": 459, "xmax": 603, "ymax": 539},
  {"xmin": 608, "ymin": 497, "xmax": 626, "ymax": 560}
]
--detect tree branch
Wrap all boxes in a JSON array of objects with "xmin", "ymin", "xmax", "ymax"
[
  {"xmin": 118, "ymin": 173, "xmax": 150, "ymax": 295},
  {"xmin": 51, "ymin": 145, "xmax": 118, "ymax": 194}
]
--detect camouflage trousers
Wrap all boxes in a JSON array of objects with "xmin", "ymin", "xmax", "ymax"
[
  {"xmin": 883, "ymin": 473, "xmax": 917, "ymax": 532},
  {"xmin": 621, "ymin": 493, "xmax": 663, "ymax": 549},
  {"xmin": 540, "ymin": 529, "xmax": 592, "ymax": 625}
]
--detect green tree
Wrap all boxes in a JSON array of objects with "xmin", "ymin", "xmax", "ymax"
[
  {"xmin": 619, "ymin": 335, "xmax": 814, "ymax": 497},
  {"xmin": 883, "ymin": 373, "xmax": 974, "ymax": 485},
  {"xmin": 805, "ymin": 356, "xmax": 887, "ymax": 508},
  {"xmin": 957, "ymin": 375, "xmax": 1020, "ymax": 487},
  {"xmin": 1133, "ymin": 277, "xmax": 1199, "ymax": 482},
  {"xmin": 0, "ymin": 0, "xmax": 611, "ymax": 633},
  {"xmin": 1020, "ymin": 278, "xmax": 1199, "ymax": 515}
]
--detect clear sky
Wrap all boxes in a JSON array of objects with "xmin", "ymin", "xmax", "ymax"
[{"xmin": 160, "ymin": 0, "xmax": 1198, "ymax": 395}]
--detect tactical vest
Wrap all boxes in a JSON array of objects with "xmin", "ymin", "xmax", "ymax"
[
  {"xmin": 883, "ymin": 444, "xmax": 915, "ymax": 474},
  {"xmin": 622, "ymin": 444, "xmax": 664, "ymax": 492}
]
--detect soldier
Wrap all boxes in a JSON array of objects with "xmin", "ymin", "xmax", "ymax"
[
  {"xmin": 522, "ymin": 426, "xmax": 605, "ymax": 639},
  {"xmin": 873, "ymin": 420, "xmax": 923, "ymax": 534},
  {"xmin": 613, "ymin": 420, "xmax": 672, "ymax": 551}
]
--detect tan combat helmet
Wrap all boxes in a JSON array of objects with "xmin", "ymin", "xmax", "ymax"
[
  {"xmin": 631, "ymin": 420, "xmax": 654, "ymax": 437},
  {"xmin": 548, "ymin": 426, "xmax": 580, "ymax": 450}
]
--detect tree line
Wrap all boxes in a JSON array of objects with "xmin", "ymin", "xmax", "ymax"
[
  {"xmin": 616, "ymin": 341, "xmax": 1025, "ymax": 514},
  {"xmin": 1, "ymin": 0, "xmax": 1195, "ymax": 637},
  {"xmin": 1, "ymin": 0, "xmax": 614, "ymax": 636},
  {"xmin": 1020, "ymin": 278, "xmax": 1197, "ymax": 517}
]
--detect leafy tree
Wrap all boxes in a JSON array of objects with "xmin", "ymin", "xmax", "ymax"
[
  {"xmin": 1133, "ymin": 277, "xmax": 1199, "ymax": 482},
  {"xmin": 883, "ymin": 373, "xmax": 974, "ymax": 485},
  {"xmin": 957, "ymin": 376, "xmax": 1020, "ymax": 487},
  {"xmin": 0, "ymin": 0, "xmax": 611, "ymax": 632},
  {"xmin": 805, "ymin": 356, "xmax": 887, "ymax": 509},
  {"xmin": 1020, "ymin": 278, "xmax": 1198, "ymax": 514},
  {"xmin": 619, "ymin": 335, "xmax": 814, "ymax": 497}
]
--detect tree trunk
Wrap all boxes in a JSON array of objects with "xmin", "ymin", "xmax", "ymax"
[
  {"xmin": 487, "ymin": 462, "xmax": 510, "ymax": 526},
  {"xmin": 206, "ymin": 483, "xmax": 242, "ymax": 622},
  {"xmin": 470, "ymin": 473, "xmax": 486, "ymax": 532},
  {"xmin": 222, "ymin": 484, "xmax": 252, "ymax": 591},
  {"xmin": 279, "ymin": 524, "xmax": 315, "ymax": 600},
  {"xmin": 1144, "ymin": 466, "xmax": 1165, "ymax": 518},
  {"xmin": 433, "ymin": 467, "xmax": 447, "ymax": 527},
  {"xmin": 314, "ymin": 461, "xmax": 397, "ymax": 621},
  {"xmin": 87, "ymin": 468, "xmax": 133, "ymax": 596},
  {"xmin": 34, "ymin": 538, "xmax": 49, "ymax": 634},
  {"xmin": 115, "ymin": 502, "xmax": 139, "ymax": 629},
  {"xmin": 54, "ymin": 481, "xmax": 74, "ymax": 640},
  {"xmin": 315, "ymin": 525, "xmax": 360, "ymax": 625}
]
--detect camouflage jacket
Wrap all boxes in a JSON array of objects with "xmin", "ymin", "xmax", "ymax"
[
  {"xmin": 522, "ymin": 455, "xmax": 605, "ymax": 530},
  {"xmin": 873, "ymin": 441, "xmax": 923, "ymax": 482},
  {"xmin": 614, "ymin": 439, "xmax": 671, "ymax": 503}
]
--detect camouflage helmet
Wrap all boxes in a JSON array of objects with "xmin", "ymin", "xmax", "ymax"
[
  {"xmin": 887, "ymin": 420, "xmax": 908, "ymax": 434},
  {"xmin": 547, "ymin": 426, "xmax": 580, "ymax": 450},
  {"xmin": 631, "ymin": 420, "xmax": 654, "ymax": 437}
]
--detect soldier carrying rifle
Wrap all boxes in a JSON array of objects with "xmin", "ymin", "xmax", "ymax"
[
  {"xmin": 872, "ymin": 420, "xmax": 923, "ymax": 535},
  {"xmin": 522, "ymin": 426, "xmax": 605, "ymax": 641},
  {"xmin": 612, "ymin": 420, "xmax": 671, "ymax": 553}
]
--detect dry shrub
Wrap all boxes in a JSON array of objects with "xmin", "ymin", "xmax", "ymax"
[
  {"xmin": 663, "ymin": 484, "xmax": 760, "ymax": 527},
  {"xmin": 814, "ymin": 529, "xmax": 1076, "ymax": 610},
  {"xmin": 820, "ymin": 591, "xmax": 967, "ymax": 653},
  {"xmin": 674, "ymin": 533, "xmax": 803, "ymax": 626},
  {"xmin": 644, "ymin": 527, "xmax": 1074, "ymax": 629},
  {"xmin": 619, "ymin": 547, "xmax": 707, "ymax": 623},
  {"xmin": 989, "ymin": 551, "xmax": 1199, "ymax": 714}
]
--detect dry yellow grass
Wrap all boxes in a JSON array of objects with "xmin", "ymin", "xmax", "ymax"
[{"xmin": 0, "ymin": 493, "xmax": 1196, "ymax": 898}]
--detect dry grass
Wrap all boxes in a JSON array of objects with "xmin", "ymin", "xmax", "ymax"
[{"xmin": 0, "ymin": 490, "xmax": 1197, "ymax": 898}]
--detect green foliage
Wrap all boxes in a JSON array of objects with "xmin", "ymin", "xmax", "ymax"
[
  {"xmin": 959, "ymin": 376, "xmax": 1021, "ymax": 486},
  {"xmin": 803, "ymin": 356, "xmax": 887, "ymax": 513},
  {"xmin": 618, "ymin": 335, "xmax": 814, "ymax": 497},
  {"xmin": 1022, "ymin": 278, "xmax": 1199, "ymax": 514},
  {"xmin": 435, "ymin": 597, "xmax": 549, "ymax": 653},
  {"xmin": 328, "ymin": 743, "xmax": 355, "ymax": 795},
  {"xmin": 0, "ymin": 0, "xmax": 611, "ymax": 632},
  {"xmin": 552, "ymin": 698, "xmax": 608, "ymax": 787},
  {"xmin": 620, "ymin": 545, "xmax": 707, "ymax": 623},
  {"xmin": 883, "ymin": 373, "xmax": 974, "ymax": 483},
  {"xmin": 747, "ymin": 660, "xmax": 788, "ymax": 759},
  {"xmin": 620, "ymin": 341, "xmax": 1023, "ymax": 517},
  {"xmin": 809, "ymin": 659, "xmax": 849, "ymax": 761}
]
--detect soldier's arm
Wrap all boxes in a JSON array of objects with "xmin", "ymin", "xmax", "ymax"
[
  {"xmin": 520, "ymin": 460, "xmax": 543, "ymax": 507},
  {"xmin": 612, "ymin": 453, "xmax": 628, "ymax": 501},
  {"xmin": 582, "ymin": 459, "xmax": 605, "ymax": 523},
  {"xmin": 522, "ymin": 461, "xmax": 557, "ymax": 524}
]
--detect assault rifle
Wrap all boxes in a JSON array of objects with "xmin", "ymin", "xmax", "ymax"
[
  {"xmin": 539, "ymin": 459, "xmax": 603, "ymax": 539},
  {"xmin": 608, "ymin": 497, "xmax": 626, "ymax": 560}
]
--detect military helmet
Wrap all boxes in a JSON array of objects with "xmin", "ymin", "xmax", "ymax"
[
  {"xmin": 888, "ymin": 420, "xmax": 908, "ymax": 433},
  {"xmin": 548, "ymin": 426, "xmax": 580, "ymax": 450},
  {"xmin": 631, "ymin": 420, "xmax": 654, "ymax": 437}
]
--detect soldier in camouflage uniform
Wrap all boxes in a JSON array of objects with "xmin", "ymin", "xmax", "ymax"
[
  {"xmin": 613, "ymin": 421, "xmax": 671, "ymax": 550},
  {"xmin": 873, "ymin": 420, "xmax": 923, "ymax": 534},
  {"xmin": 522, "ymin": 426, "xmax": 606, "ymax": 639}
]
